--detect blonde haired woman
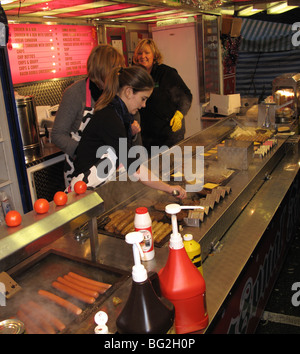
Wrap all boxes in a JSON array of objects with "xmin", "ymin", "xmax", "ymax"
[{"xmin": 133, "ymin": 38, "xmax": 192, "ymax": 153}]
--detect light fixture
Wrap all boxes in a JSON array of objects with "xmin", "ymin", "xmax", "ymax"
[
  {"xmin": 219, "ymin": 7, "xmax": 235, "ymax": 16},
  {"xmin": 1, "ymin": 0, "xmax": 14, "ymax": 4},
  {"xmin": 267, "ymin": 1, "xmax": 298, "ymax": 14},
  {"xmin": 237, "ymin": 6, "xmax": 264, "ymax": 16}
]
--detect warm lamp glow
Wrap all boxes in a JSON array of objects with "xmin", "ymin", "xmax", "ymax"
[
  {"xmin": 267, "ymin": 2, "xmax": 298, "ymax": 14},
  {"xmin": 238, "ymin": 6, "xmax": 264, "ymax": 16}
]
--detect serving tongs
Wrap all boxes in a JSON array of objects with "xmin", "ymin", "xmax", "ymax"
[{"xmin": 172, "ymin": 190, "xmax": 205, "ymax": 211}]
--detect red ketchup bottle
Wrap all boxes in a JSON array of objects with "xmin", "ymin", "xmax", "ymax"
[
  {"xmin": 134, "ymin": 207, "xmax": 154, "ymax": 261},
  {"xmin": 158, "ymin": 204, "xmax": 209, "ymax": 334}
]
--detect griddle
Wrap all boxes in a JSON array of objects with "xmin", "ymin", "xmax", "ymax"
[{"xmin": 1, "ymin": 249, "xmax": 129, "ymax": 334}]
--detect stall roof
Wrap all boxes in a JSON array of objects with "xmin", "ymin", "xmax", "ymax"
[
  {"xmin": 1, "ymin": 0, "xmax": 214, "ymax": 24},
  {"xmin": 1, "ymin": 0, "xmax": 299, "ymax": 24}
]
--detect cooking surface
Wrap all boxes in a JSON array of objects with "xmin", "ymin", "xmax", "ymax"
[{"xmin": 1, "ymin": 250, "xmax": 129, "ymax": 334}]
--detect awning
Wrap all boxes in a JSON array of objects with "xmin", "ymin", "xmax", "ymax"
[
  {"xmin": 236, "ymin": 18, "xmax": 300, "ymax": 97},
  {"xmin": 239, "ymin": 18, "xmax": 299, "ymax": 52},
  {"xmin": 236, "ymin": 50, "xmax": 300, "ymax": 97}
]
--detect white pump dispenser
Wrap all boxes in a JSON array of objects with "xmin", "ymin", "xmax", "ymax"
[
  {"xmin": 116, "ymin": 232, "xmax": 175, "ymax": 334},
  {"xmin": 165, "ymin": 203, "xmax": 205, "ymax": 249},
  {"xmin": 94, "ymin": 311, "xmax": 109, "ymax": 334},
  {"xmin": 165, "ymin": 204, "xmax": 183, "ymax": 249},
  {"xmin": 126, "ymin": 232, "xmax": 147, "ymax": 282}
]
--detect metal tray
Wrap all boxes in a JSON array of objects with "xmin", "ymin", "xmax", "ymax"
[{"xmin": 1, "ymin": 250, "xmax": 129, "ymax": 334}]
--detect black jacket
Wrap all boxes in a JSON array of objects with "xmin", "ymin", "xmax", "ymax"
[
  {"xmin": 140, "ymin": 63, "xmax": 192, "ymax": 152},
  {"xmin": 73, "ymin": 96, "xmax": 136, "ymax": 176}
]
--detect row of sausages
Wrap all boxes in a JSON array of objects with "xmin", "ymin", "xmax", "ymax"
[
  {"xmin": 16, "ymin": 272, "xmax": 111, "ymax": 334},
  {"xmin": 103, "ymin": 208, "xmax": 172, "ymax": 243}
]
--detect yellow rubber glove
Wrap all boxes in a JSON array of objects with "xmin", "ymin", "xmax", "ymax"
[{"xmin": 170, "ymin": 110, "xmax": 183, "ymax": 132}]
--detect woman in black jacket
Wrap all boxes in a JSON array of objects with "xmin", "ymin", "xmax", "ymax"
[
  {"xmin": 69, "ymin": 65, "xmax": 186, "ymax": 199},
  {"xmin": 133, "ymin": 38, "xmax": 192, "ymax": 154}
]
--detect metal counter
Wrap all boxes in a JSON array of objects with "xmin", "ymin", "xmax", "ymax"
[{"xmin": 1, "ymin": 116, "xmax": 299, "ymax": 333}]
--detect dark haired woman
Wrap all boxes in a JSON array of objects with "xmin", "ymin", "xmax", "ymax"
[{"xmin": 68, "ymin": 65, "xmax": 186, "ymax": 199}]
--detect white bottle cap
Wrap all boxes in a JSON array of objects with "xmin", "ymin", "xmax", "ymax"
[
  {"xmin": 94, "ymin": 311, "xmax": 109, "ymax": 334},
  {"xmin": 183, "ymin": 234, "xmax": 193, "ymax": 241},
  {"xmin": 126, "ymin": 232, "xmax": 147, "ymax": 282},
  {"xmin": 132, "ymin": 264, "xmax": 147, "ymax": 282}
]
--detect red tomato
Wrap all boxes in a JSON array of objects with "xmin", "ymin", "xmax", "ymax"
[
  {"xmin": 74, "ymin": 181, "xmax": 87, "ymax": 194},
  {"xmin": 5, "ymin": 210, "xmax": 22, "ymax": 227},
  {"xmin": 53, "ymin": 191, "xmax": 68, "ymax": 206},
  {"xmin": 34, "ymin": 198, "xmax": 50, "ymax": 214}
]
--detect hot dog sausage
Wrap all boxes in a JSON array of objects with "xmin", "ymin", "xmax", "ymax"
[
  {"xmin": 153, "ymin": 223, "xmax": 171, "ymax": 242},
  {"xmin": 38, "ymin": 289, "xmax": 82, "ymax": 315},
  {"xmin": 57, "ymin": 276, "xmax": 99, "ymax": 298},
  {"xmin": 120, "ymin": 220, "xmax": 135, "ymax": 235},
  {"xmin": 17, "ymin": 309, "xmax": 47, "ymax": 334},
  {"xmin": 27, "ymin": 300, "xmax": 65, "ymax": 332},
  {"xmin": 19, "ymin": 303, "xmax": 56, "ymax": 334},
  {"xmin": 108, "ymin": 209, "xmax": 123, "ymax": 219},
  {"xmin": 155, "ymin": 224, "xmax": 173, "ymax": 243},
  {"xmin": 52, "ymin": 281, "xmax": 96, "ymax": 304},
  {"xmin": 152, "ymin": 221, "xmax": 164, "ymax": 234},
  {"xmin": 104, "ymin": 211, "xmax": 126, "ymax": 231},
  {"xmin": 63, "ymin": 274, "xmax": 107, "ymax": 294},
  {"xmin": 151, "ymin": 220, "xmax": 158, "ymax": 229},
  {"xmin": 68, "ymin": 272, "xmax": 112, "ymax": 289},
  {"xmin": 115, "ymin": 211, "xmax": 134, "ymax": 233}
]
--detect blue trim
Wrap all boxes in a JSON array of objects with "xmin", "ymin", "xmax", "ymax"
[{"xmin": 0, "ymin": 46, "xmax": 32, "ymax": 212}]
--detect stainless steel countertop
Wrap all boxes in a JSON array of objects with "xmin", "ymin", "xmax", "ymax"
[
  {"xmin": 43, "ymin": 135, "xmax": 299, "ymax": 334},
  {"xmin": 3, "ymin": 116, "xmax": 299, "ymax": 333}
]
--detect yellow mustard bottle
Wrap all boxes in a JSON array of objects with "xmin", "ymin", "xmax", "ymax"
[{"xmin": 183, "ymin": 234, "xmax": 203, "ymax": 275}]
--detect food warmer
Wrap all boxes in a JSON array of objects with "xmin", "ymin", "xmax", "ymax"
[
  {"xmin": 0, "ymin": 116, "xmax": 299, "ymax": 334},
  {"xmin": 272, "ymin": 73, "xmax": 300, "ymax": 123}
]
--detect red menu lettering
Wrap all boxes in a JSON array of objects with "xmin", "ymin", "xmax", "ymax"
[{"xmin": 7, "ymin": 24, "xmax": 98, "ymax": 84}]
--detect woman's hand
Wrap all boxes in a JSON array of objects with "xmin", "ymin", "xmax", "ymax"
[
  {"xmin": 169, "ymin": 185, "xmax": 187, "ymax": 199},
  {"xmin": 170, "ymin": 110, "xmax": 183, "ymax": 132},
  {"xmin": 131, "ymin": 120, "xmax": 141, "ymax": 136},
  {"xmin": 134, "ymin": 165, "xmax": 186, "ymax": 199}
]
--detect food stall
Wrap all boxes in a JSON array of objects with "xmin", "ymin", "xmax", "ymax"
[
  {"xmin": 0, "ymin": 0, "xmax": 226, "ymax": 213},
  {"xmin": 0, "ymin": 115, "xmax": 299, "ymax": 334},
  {"xmin": 0, "ymin": 0, "xmax": 299, "ymax": 335}
]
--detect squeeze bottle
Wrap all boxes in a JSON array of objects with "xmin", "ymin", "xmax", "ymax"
[
  {"xmin": 183, "ymin": 234, "xmax": 203, "ymax": 275},
  {"xmin": 94, "ymin": 311, "xmax": 109, "ymax": 334},
  {"xmin": 0, "ymin": 192, "xmax": 12, "ymax": 216},
  {"xmin": 158, "ymin": 204, "xmax": 209, "ymax": 334},
  {"xmin": 134, "ymin": 207, "xmax": 154, "ymax": 261},
  {"xmin": 116, "ymin": 232, "xmax": 175, "ymax": 334}
]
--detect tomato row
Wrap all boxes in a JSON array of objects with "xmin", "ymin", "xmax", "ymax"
[{"xmin": 5, "ymin": 181, "xmax": 87, "ymax": 227}]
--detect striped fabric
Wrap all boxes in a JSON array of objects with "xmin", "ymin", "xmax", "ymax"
[
  {"xmin": 236, "ymin": 18, "xmax": 300, "ymax": 97},
  {"xmin": 236, "ymin": 51, "xmax": 300, "ymax": 97},
  {"xmin": 240, "ymin": 18, "xmax": 296, "ymax": 52}
]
